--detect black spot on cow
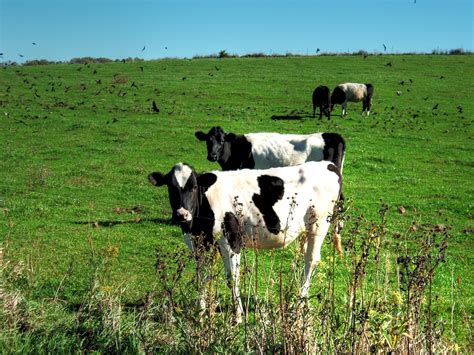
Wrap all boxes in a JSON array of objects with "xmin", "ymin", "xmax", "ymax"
[
  {"xmin": 322, "ymin": 133, "xmax": 346, "ymax": 170},
  {"xmin": 223, "ymin": 212, "xmax": 244, "ymax": 254},
  {"xmin": 252, "ymin": 175, "xmax": 284, "ymax": 234}
]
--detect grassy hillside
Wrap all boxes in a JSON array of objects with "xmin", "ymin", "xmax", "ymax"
[{"xmin": 1, "ymin": 54, "xmax": 473, "ymax": 351}]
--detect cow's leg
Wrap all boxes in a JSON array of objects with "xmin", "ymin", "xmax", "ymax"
[
  {"xmin": 342, "ymin": 101, "xmax": 347, "ymax": 116},
  {"xmin": 301, "ymin": 216, "xmax": 330, "ymax": 297},
  {"xmin": 319, "ymin": 106, "xmax": 323, "ymax": 120},
  {"xmin": 220, "ymin": 241, "xmax": 243, "ymax": 323},
  {"xmin": 220, "ymin": 211, "xmax": 244, "ymax": 324},
  {"xmin": 183, "ymin": 232, "xmax": 196, "ymax": 251},
  {"xmin": 184, "ymin": 233, "xmax": 210, "ymax": 314},
  {"xmin": 313, "ymin": 104, "xmax": 316, "ymax": 118},
  {"xmin": 363, "ymin": 99, "xmax": 371, "ymax": 116},
  {"xmin": 333, "ymin": 193, "xmax": 344, "ymax": 257}
]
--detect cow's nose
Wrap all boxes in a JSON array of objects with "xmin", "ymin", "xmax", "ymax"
[
  {"xmin": 176, "ymin": 207, "xmax": 192, "ymax": 222},
  {"xmin": 208, "ymin": 154, "xmax": 218, "ymax": 161}
]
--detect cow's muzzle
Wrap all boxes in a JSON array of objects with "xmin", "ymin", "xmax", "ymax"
[
  {"xmin": 175, "ymin": 207, "xmax": 193, "ymax": 223},
  {"xmin": 208, "ymin": 154, "xmax": 218, "ymax": 162}
]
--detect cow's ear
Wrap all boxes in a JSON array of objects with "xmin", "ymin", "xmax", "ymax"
[
  {"xmin": 195, "ymin": 131, "xmax": 207, "ymax": 141},
  {"xmin": 148, "ymin": 172, "xmax": 168, "ymax": 186},
  {"xmin": 224, "ymin": 133, "xmax": 237, "ymax": 142},
  {"xmin": 197, "ymin": 173, "xmax": 217, "ymax": 189}
]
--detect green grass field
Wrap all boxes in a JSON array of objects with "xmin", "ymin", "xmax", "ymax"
[{"xmin": 1, "ymin": 54, "xmax": 473, "ymax": 351}]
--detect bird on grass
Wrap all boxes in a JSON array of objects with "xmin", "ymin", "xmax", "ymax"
[
  {"xmin": 432, "ymin": 104, "xmax": 439, "ymax": 110},
  {"xmin": 152, "ymin": 100, "xmax": 160, "ymax": 113}
]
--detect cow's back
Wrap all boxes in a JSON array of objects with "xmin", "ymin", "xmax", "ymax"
[
  {"xmin": 244, "ymin": 133, "xmax": 326, "ymax": 169},
  {"xmin": 339, "ymin": 83, "xmax": 367, "ymax": 101}
]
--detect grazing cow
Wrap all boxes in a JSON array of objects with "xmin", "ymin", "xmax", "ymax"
[
  {"xmin": 148, "ymin": 161, "xmax": 342, "ymax": 323},
  {"xmin": 312, "ymin": 85, "xmax": 331, "ymax": 119},
  {"xmin": 195, "ymin": 126, "xmax": 345, "ymax": 173},
  {"xmin": 331, "ymin": 83, "xmax": 374, "ymax": 116}
]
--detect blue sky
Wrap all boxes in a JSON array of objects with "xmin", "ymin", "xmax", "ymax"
[{"xmin": 1, "ymin": 0, "xmax": 472, "ymax": 63}]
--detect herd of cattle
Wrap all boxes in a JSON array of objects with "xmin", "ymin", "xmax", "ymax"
[
  {"xmin": 312, "ymin": 82, "xmax": 374, "ymax": 119},
  {"xmin": 148, "ymin": 82, "xmax": 372, "ymax": 322}
]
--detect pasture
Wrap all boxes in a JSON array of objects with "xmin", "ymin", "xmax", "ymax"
[{"xmin": 1, "ymin": 54, "xmax": 473, "ymax": 352}]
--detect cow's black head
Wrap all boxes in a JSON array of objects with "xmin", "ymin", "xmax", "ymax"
[
  {"xmin": 322, "ymin": 103, "xmax": 331, "ymax": 119},
  {"xmin": 195, "ymin": 126, "xmax": 235, "ymax": 162},
  {"xmin": 148, "ymin": 163, "xmax": 217, "ymax": 231}
]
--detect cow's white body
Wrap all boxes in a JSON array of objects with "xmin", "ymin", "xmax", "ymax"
[
  {"xmin": 337, "ymin": 83, "xmax": 372, "ymax": 116},
  {"xmin": 205, "ymin": 161, "xmax": 338, "ymax": 249},
  {"xmin": 244, "ymin": 132, "xmax": 341, "ymax": 171}
]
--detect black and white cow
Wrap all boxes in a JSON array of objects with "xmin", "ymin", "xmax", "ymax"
[
  {"xmin": 312, "ymin": 85, "xmax": 331, "ymax": 119},
  {"xmin": 194, "ymin": 127, "xmax": 346, "ymax": 173},
  {"xmin": 149, "ymin": 161, "xmax": 341, "ymax": 323},
  {"xmin": 331, "ymin": 83, "xmax": 374, "ymax": 116}
]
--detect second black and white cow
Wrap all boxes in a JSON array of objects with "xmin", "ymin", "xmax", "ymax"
[
  {"xmin": 331, "ymin": 83, "xmax": 374, "ymax": 116},
  {"xmin": 149, "ymin": 161, "xmax": 342, "ymax": 323},
  {"xmin": 195, "ymin": 126, "xmax": 346, "ymax": 172}
]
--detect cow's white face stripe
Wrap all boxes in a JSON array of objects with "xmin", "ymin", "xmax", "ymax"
[{"xmin": 174, "ymin": 163, "xmax": 193, "ymax": 188}]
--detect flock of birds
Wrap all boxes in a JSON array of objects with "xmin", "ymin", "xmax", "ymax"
[
  {"xmin": 2, "ymin": 43, "xmax": 407, "ymax": 62},
  {"xmin": 0, "ymin": 43, "xmax": 169, "ymax": 61}
]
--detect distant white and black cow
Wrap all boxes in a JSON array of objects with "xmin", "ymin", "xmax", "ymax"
[
  {"xmin": 331, "ymin": 83, "xmax": 374, "ymax": 116},
  {"xmin": 149, "ymin": 161, "xmax": 342, "ymax": 323},
  {"xmin": 194, "ymin": 127, "xmax": 346, "ymax": 173},
  {"xmin": 312, "ymin": 85, "xmax": 331, "ymax": 119}
]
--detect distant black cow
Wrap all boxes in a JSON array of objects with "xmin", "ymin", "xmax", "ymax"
[
  {"xmin": 312, "ymin": 85, "xmax": 331, "ymax": 119},
  {"xmin": 331, "ymin": 83, "xmax": 374, "ymax": 116}
]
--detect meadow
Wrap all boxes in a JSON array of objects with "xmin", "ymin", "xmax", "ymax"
[{"xmin": 1, "ymin": 54, "xmax": 473, "ymax": 352}]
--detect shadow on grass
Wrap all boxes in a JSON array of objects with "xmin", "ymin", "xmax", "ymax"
[
  {"xmin": 73, "ymin": 217, "xmax": 174, "ymax": 228},
  {"xmin": 270, "ymin": 114, "xmax": 305, "ymax": 120}
]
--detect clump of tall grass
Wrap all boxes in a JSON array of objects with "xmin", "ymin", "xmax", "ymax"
[{"xmin": 0, "ymin": 204, "xmax": 467, "ymax": 352}]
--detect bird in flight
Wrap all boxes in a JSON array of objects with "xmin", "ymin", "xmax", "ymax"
[
  {"xmin": 142, "ymin": 46, "xmax": 146, "ymax": 52},
  {"xmin": 383, "ymin": 44, "xmax": 387, "ymax": 52}
]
